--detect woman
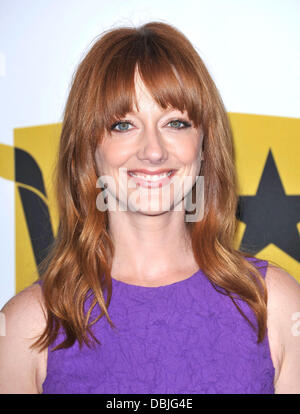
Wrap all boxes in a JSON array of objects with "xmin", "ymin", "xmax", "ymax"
[{"xmin": 1, "ymin": 22, "xmax": 300, "ymax": 394}]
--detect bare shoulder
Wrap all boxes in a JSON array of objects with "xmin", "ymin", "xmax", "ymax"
[
  {"xmin": 0, "ymin": 282, "xmax": 48, "ymax": 394},
  {"xmin": 264, "ymin": 264, "xmax": 300, "ymax": 393},
  {"xmin": 265, "ymin": 265, "xmax": 300, "ymax": 325},
  {"xmin": 1, "ymin": 283, "xmax": 46, "ymax": 331}
]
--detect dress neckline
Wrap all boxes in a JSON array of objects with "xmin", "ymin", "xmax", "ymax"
[{"xmin": 111, "ymin": 268, "xmax": 202, "ymax": 290}]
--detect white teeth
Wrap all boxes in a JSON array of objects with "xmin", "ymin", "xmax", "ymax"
[{"xmin": 128, "ymin": 171, "xmax": 173, "ymax": 181}]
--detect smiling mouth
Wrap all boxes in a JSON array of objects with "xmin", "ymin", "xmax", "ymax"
[{"xmin": 127, "ymin": 170, "xmax": 177, "ymax": 188}]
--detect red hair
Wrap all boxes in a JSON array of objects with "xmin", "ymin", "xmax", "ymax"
[{"xmin": 33, "ymin": 22, "xmax": 268, "ymax": 351}]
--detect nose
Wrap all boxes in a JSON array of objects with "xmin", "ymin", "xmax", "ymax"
[{"xmin": 137, "ymin": 126, "xmax": 168, "ymax": 164}]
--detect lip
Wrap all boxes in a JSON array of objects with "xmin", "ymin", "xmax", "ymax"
[
  {"xmin": 127, "ymin": 168, "xmax": 176, "ymax": 175},
  {"xmin": 127, "ymin": 169, "xmax": 177, "ymax": 189}
]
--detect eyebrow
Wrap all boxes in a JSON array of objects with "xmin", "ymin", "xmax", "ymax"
[{"xmin": 127, "ymin": 107, "xmax": 187, "ymax": 116}]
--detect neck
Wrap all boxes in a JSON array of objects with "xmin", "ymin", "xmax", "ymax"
[{"xmin": 107, "ymin": 209, "xmax": 197, "ymax": 285}]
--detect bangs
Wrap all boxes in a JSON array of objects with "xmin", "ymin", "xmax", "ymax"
[{"xmin": 97, "ymin": 31, "xmax": 204, "ymax": 133}]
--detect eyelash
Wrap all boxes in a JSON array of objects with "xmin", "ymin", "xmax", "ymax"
[
  {"xmin": 110, "ymin": 119, "xmax": 192, "ymax": 132},
  {"xmin": 110, "ymin": 119, "xmax": 134, "ymax": 132},
  {"xmin": 168, "ymin": 119, "xmax": 192, "ymax": 129}
]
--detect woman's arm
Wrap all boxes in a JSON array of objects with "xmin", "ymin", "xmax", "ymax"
[
  {"xmin": 265, "ymin": 265, "xmax": 300, "ymax": 394},
  {"xmin": 0, "ymin": 284, "xmax": 47, "ymax": 394}
]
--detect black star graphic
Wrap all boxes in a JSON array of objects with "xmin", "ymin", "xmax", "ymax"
[{"xmin": 237, "ymin": 149, "xmax": 300, "ymax": 262}]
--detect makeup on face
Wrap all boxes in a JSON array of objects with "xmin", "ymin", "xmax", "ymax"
[{"xmin": 95, "ymin": 76, "xmax": 204, "ymax": 214}]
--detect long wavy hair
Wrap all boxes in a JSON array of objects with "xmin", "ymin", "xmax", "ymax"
[{"xmin": 33, "ymin": 21, "xmax": 269, "ymax": 351}]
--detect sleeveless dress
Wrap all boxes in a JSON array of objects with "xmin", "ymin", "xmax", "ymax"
[{"xmin": 40, "ymin": 257, "xmax": 275, "ymax": 394}]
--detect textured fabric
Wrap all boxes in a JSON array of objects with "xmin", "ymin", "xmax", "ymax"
[{"xmin": 41, "ymin": 257, "xmax": 275, "ymax": 394}]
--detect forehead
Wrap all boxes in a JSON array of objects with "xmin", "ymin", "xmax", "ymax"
[
  {"xmin": 100, "ymin": 60, "xmax": 203, "ymax": 132},
  {"xmin": 132, "ymin": 70, "xmax": 183, "ymax": 115},
  {"xmin": 133, "ymin": 71, "xmax": 155, "ymax": 108}
]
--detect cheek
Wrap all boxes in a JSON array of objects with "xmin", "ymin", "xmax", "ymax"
[
  {"xmin": 95, "ymin": 142, "xmax": 133, "ymax": 173},
  {"xmin": 175, "ymin": 137, "xmax": 202, "ymax": 166}
]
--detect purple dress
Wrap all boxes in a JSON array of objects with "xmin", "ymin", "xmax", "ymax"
[{"xmin": 41, "ymin": 258, "xmax": 275, "ymax": 394}]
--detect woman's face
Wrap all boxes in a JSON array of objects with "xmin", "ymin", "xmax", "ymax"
[{"xmin": 95, "ymin": 74, "xmax": 204, "ymax": 216}]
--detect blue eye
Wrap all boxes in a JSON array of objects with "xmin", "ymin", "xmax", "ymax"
[
  {"xmin": 111, "ymin": 121, "xmax": 133, "ymax": 132},
  {"xmin": 168, "ymin": 120, "xmax": 191, "ymax": 129}
]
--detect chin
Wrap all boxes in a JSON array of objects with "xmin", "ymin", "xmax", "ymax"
[{"xmin": 130, "ymin": 208, "xmax": 173, "ymax": 216}]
